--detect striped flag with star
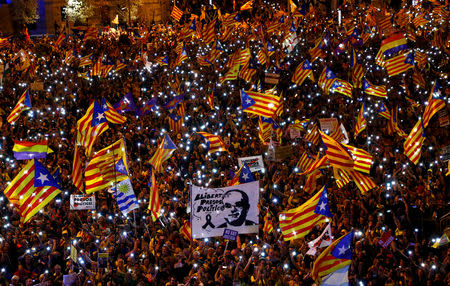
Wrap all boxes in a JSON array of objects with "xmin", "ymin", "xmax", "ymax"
[
  {"xmin": 318, "ymin": 67, "xmax": 337, "ymax": 95},
  {"xmin": 240, "ymin": 90, "xmax": 280, "ymax": 118},
  {"xmin": 84, "ymin": 139, "xmax": 129, "ymax": 194},
  {"xmin": 312, "ymin": 231, "xmax": 354, "ymax": 282},
  {"xmin": 422, "ymin": 81, "xmax": 446, "ymax": 128},
  {"xmin": 378, "ymin": 102, "xmax": 391, "ymax": 119},
  {"xmin": 331, "ymin": 79, "xmax": 353, "ymax": 98},
  {"xmin": 363, "ymin": 79, "xmax": 387, "ymax": 98},
  {"xmin": 168, "ymin": 113, "xmax": 183, "ymax": 134},
  {"xmin": 239, "ymin": 60, "xmax": 257, "ymax": 82},
  {"xmin": 196, "ymin": 132, "xmax": 228, "ymax": 154},
  {"xmin": 258, "ymin": 116, "xmax": 272, "ymax": 143},
  {"xmin": 334, "ymin": 169, "xmax": 351, "ymax": 189},
  {"xmin": 202, "ymin": 19, "xmax": 216, "ymax": 45},
  {"xmin": 387, "ymin": 108, "xmax": 407, "ymax": 138},
  {"xmin": 230, "ymin": 163, "xmax": 255, "ymax": 186},
  {"xmin": 320, "ymin": 131, "xmax": 354, "ymax": 171},
  {"xmin": 279, "ymin": 186, "xmax": 333, "ymax": 241},
  {"xmin": 354, "ymin": 104, "xmax": 367, "ymax": 138},
  {"xmin": 352, "ymin": 63, "xmax": 364, "ymax": 89},
  {"xmin": 76, "ymin": 101, "xmax": 109, "ymax": 156},
  {"xmin": 7, "ymin": 90, "xmax": 32, "ymax": 125},
  {"xmin": 292, "ymin": 60, "xmax": 314, "ymax": 86},
  {"xmin": 4, "ymin": 159, "xmax": 61, "ymax": 223},
  {"xmin": 304, "ymin": 169, "xmax": 322, "ymax": 193},
  {"xmin": 102, "ymin": 97, "xmax": 126, "ymax": 125},
  {"xmin": 403, "ymin": 119, "xmax": 425, "ymax": 165},
  {"xmin": 149, "ymin": 134, "xmax": 177, "ymax": 173},
  {"xmin": 385, "ymin": 52, "xmax": 414, "ymax": 77}
]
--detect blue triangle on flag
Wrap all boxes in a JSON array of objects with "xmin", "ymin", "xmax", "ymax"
[
  {"xmin": 115, "ymin": 158, "xmax": 128, "ymax": 176},
  {"xmin": 331, "ymin": 231, "xmax": 354, "ymax": 259},
  {"xmin": 162, "ymin": 134, "xmax": 177, "ymax": 149},
  {"xmin": 314, "ymin": 186, "xmax": 333, "ymax": 217},
  {"xmin": 34, "ymin": 159, "xmax": 60, "ymax": 188},
  {"xmin": 241, "ymin": 90, "xmax": 256, "ymax": 110}
]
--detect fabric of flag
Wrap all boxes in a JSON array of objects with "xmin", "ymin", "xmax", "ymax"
[
  {"xmin": 347, "ymin": 169, "xmax": 376, "ymax": 194},
  {"xmin": 331, "ymin": 79, "xmax": 353, "ymax": 98},
  {"xmin": 148, "ymin": 134, "xmax": 177, "ymax": 173},
  {"xmin": 155, "ymin": 55, "xmax": 169, "ymax": 66},
  {"xmin": 232, "ymin": 48, "xmax": 251, "ymax": 67},
  {"xmin": 171, "ymin": 5, "xmax": 183, "ymax": 22},
  {"xmin": 137, "ymin": 98, "xmax": 158, "ymax": 116},
  {"xmin": 230, "ymin": 163, "xmax": 255, "ymax": 186},
  {"xmin": 292, "ymin": 60, "xmax": 314, "ymax": 86},
  {"xmin": 83, "ymin": 27, "xmax": 97, "ymax": 41},
  {"xmin": 239, "ymin": 60, "xmax": 256, "ymax": 82},
  {"xmin": 375, "ymin": 14, "xmax": 393, "ymax": 34},
  {"xmin": 354, "ymin": 104, "xmax": 367, "ymax": 138},
  {"xmin": 72, "ymin": 145, "xmax": 83, "ymax": 191},
  {"xmin": 378, "ymin": 102, "xmax": 391, "ymax": 119},
  {"xmin": 335, "ymin": 169, "xmax": 351, "ymax": 189},
  {"xmin": 84, "ymin": 139, "xmax": 128, "ymax": 194},
  {"xmin": 263, "ymin": 212, "xmax": 274, "ymax": 234},
  {"xmin": 352, "ymin": 63, "xmax": 364, "ymax": 89},
  {"xmin": 304, "ymin": 169, "xmax": 322, "ymax": 193},
  {"xmin": 219, "ymin": 64, "xmax": 240, "ymax": 83},
  {"xmin": 257, "ymin": 48, "xmax": 269, "ymax": 66},
  {"xmin": 385, "ymin": 52, "xmax": 414, "ymax": 77},
  {"xmin": 320, "ymin": 131, "xmax": 354, "ymax": 171},
  {"xmin": 329, "ymin": 125, "xmax": 344, "ymax": 142},
  {"xmin": 114, "ymin": 61, "xmax": 127, "ymax": 72},
  {"xmin": 422, "ymin": 81, "xmax": 446, "ymax": 128},
  {"xmin": 102, "ymin": 98, "xmax": 126, "ymax": 125},
  {"xmin": 207, "ymin": 86, "xmax": 215, "ymax": 110},
  {"xmin": 168, "ymin": 113, "xmax": 183, "ymax": 134},
  {"xmin": 387, "ymin": 108, "xmax": 407, "ymax": 138},
  {"xmin": 164, "ymin": 94, "xmax": 184, "ymax": 110},
  {"xmin": 291, "ymin": 119, "xmax": 310, "ymax": 131},
  {"xmin": 279, "ymin": 186, "xmax": 333, "ymax": 241},
  {"xmin": 54, "ymin": 30, "xmax": 65, "ymax": 47},
  {"xmin": 240, "ymin": 90, "xmax": 280, "ymax": 118},
  {"xmin": 304, "ymin": 123, "xmax": 320, "ymax": 145},
  {"xmin": 363, "ymin": 79, "xmax": 387, "ymax": 98},
  {"xmin": 202, "ymin": 19, "xmax": 216, "ymax": 45},
  {"xmin": 309, "ymin": 39, "xmax": 326, "ymax": 61},
  {"xmin": 64, "ymin": 50, "xmax": 76, "ymax": 64},
  {"xmin": 3, "ymin": 159, "xmax": 61, "ymax": 223},
  {"xmin": 318, "ymin": 67, "xmax": 337, "ymax": 95},
  {"xmin": 196, "ymin": 132, "xmax": 228, "ymax": 154},
  {"xmin": 312, "ymin": 231, "xmax": 353, "ymax": 281},
  {"xmin": 0, "ymin": 37, "xmax": 10, "ymax": 49},
  {"xmin": 13, "ymin": 140, "xmax": 53, "ymax": 160},
  {"xmin": 180, "ymin": 221, "xmax": 192, "ymax": 241},
  {"xmin": 76, "ymin": 100, "xmax": 109, "ymax": 155},
  {"xmin": 7, "ymin": 90, "xmax": 32, "ymax": 125},
  {"xmin": 258, "ymin": 116, "xmax": 272, "ymax": 143},
  {"xmin": 296, "ymin": 152, "xmax": 315, "ymax": 173},
  {"xmin": 78, "ymin": 54, "xmax": 93, "ymax": 67},
  {"xmin": 403, "ymin": 119, "xmax": 426, "ymax": 165},
  {"xmin": 240, "ymin": 0, "xmax": 253, "ymax": 10},
  {"xmin": 412, "ymin": 14, "xmax": 429, "ymax": 27},
  {"xmin": 412, "ymin": 69, "xmax": 426, "ymax": 88},
  {"xmin": 91, "ymin": 58, "xmax": 102, "ymax": 76},
  {"xmin": 344, "ymin": 145, "xmax": 373, "ymax": 174},
  {"xmin": 173, "ymin": 47, "xmax": 188, "ymax": 67},
  {"xmin": 414, "ymin": 50, "xmax": 426, "ymax": 68},
  {"xmin": 113, "ymin": 178, "xmax": 139, "ymax": 216},
  {"xmin": 379, "ymin": 33, "xmax": 408, "ymax": 57},
  {"xmin": 148, "ymin": 168, "xmax": 161, "ymax": 221},
  {"xmin": 113, "ymin": 93, "xmax": 136, "ymax": 114},
  {"xmin": 320, "ymin": 264, "xmax": 349, "ymax": 286},
  {"xmin": 432, "ymin": 232, "xmax": 449, "ymax": 249}
]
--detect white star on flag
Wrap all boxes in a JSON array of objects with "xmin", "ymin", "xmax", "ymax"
[
  {"xmin": 319, "ymin": 201, "xmax": 326, "ymax": 211},
  {"xmin": 37, "ymin": 173, "xmax": 49, "ymax": 184},
  {"xmin": 338, "ymin": 244, "xmax": 348, "ymax": 255},
  {"xmin": 241, "ymin": 172, "xmax": 249, "ymax": 181},
  {"xmin": 96, "ymin": 112, "xmax": 105, "ymax": 121}
]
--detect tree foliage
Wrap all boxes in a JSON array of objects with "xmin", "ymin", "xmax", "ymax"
[
  {"xmin": 10, "ymin": 0, "xmax": 40, "ymax": 25},
  {"xmin": 63, "ymin": 0, "xmax": 94, "ymax": 24}
]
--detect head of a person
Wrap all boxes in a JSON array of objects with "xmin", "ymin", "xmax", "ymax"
[{"xmin": 222, "ymin": 189, "xmax": 250, "ymax": 226}]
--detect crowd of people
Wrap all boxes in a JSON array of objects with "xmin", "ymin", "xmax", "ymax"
[{"xmin": 0, "ymin": 0, "xmax": 449, "ymax": 285}]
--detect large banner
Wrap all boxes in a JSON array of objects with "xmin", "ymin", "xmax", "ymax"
[
  {"xmin": 191, "ymin": 181, "xmax": 259, "ymax": 239},
  {"xmin": 238, "ymin": 155, "xmax": 264, "ymax": 172}
]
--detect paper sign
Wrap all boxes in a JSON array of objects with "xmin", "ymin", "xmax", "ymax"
[
  {"xmin": 319, "ymin": 118, "xmax": 338, "ymax": 133},
  {"xmin": 223, "ymin": 229, "xmax": 238, "ymax": 240},
  {"xmin": 238, "ymin": 155, "xmax": 264, "ymax": 172},
  {"xmin": 70, "ymin": 195, "xmax": 96, "ymax": 210}
]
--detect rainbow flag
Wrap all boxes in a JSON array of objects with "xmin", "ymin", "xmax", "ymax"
[{"xmin": 13, "ymin": 140, "xmax": 54, "ymax": 160}]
